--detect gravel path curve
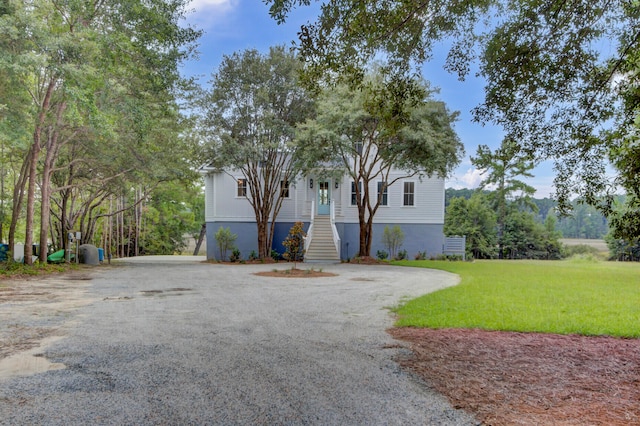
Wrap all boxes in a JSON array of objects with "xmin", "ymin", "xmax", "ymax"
[{"xmin": 1, "ymin": 259, "xmax": 477, "ymax": 425}]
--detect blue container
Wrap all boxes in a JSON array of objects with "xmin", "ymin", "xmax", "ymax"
[
  {"xmin": 0, "ymin": 244, "xmax": 8, "ymax": 261},
  {"xmin": 97, "ymin": 248, "xmax": 104, "ymax": 262}
]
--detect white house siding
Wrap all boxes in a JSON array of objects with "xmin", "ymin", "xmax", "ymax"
[
  {"xmin": 204, "ymin": 172, "xmax": 255, "ymax": 221},
  {"xmin": 202, "ymin": 167, "xmax": 446, "ymax": 260},
  {"xmin": 337, "ymin": 173, "xmax": 444, "ymax": 224},
  {"xmin": 203, "ymin": 171, "xmax": 310, "ymax": 260}
]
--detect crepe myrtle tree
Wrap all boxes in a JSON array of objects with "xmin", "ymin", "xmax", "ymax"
[
  {"xmin": 297, "ymin": 71, "xmax": 462, "ymax": 257},
  {"xmin": 203, "ymin": 46, "xmax": 314, "ymax": 259}
]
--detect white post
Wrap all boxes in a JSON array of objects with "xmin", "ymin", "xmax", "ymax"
[
  {"xmin": 305, "ymin": 200, "xmax": 315, "ymax": 252},
  {"xmin": 329, "ymin": 199, "xmax": 341, "ymax": 259}
]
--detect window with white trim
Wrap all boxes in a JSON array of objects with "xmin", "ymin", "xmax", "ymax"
[
  {"xmin": 237, "ymin": 178, "xmax": 247, "ymax": 197},
  {"xmin": 403, "ymin": 181, "xmax": 415, "ymax": 206},
  {"xmin": 377, "ymin": 181, "xmax": 388, "ymax": 206},
  {"xmin": 280, "ymin": 180, "xmax": 290, "ymax": 198},
  {"xmin": 354, "ymin": 141, "xmax": 363, "ymax": 155},
  {"xmin": 351, "ymin": 181, "xmax": 362, "ymax": 206}
]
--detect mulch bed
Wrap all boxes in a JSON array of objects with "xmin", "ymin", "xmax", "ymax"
[
  {"xmin": 389, "ymin": 328, "xmax": 640, "ymax": 425},
  {"xmin": 254, "ymin": 268, "xmax": 337, "ymax": 278}
]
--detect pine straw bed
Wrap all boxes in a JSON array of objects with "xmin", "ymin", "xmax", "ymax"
[{"xmin": 389, "ymin": 328, "xmax": 640, "ymax": 425}]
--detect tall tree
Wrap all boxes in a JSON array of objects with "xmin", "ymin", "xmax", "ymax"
[
  {"xmin": 266, "ymin": 0, "xmax": 640, "ymax": 222},
  {"xmin": 298, "ymin": 73, "xmax": 462, "ymax": 257},
  {"xmin": 472, "ymin": 138, "xmax": 536, "ymax": 258},
  {"xmin": 0, "ymin": 0, "xmax": 200, "ymax": 262},
  {"xmin": 444, "ymin": 194, "xmax": 497, "ymax": 259},
  {"xmin": 203, "ymin": 46, "xmax": 314, "ymax": 259}
]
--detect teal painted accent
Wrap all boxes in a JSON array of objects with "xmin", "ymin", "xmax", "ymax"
[{"xmin": 318, "ymin": 181, "xmax": 330, "ymax": 215}]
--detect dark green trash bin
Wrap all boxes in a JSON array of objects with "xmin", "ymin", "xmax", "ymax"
[{"xmin": 0, "ymin": 244, "xmax": 8, "ymax": 261}]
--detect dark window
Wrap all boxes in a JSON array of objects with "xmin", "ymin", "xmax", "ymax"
[
  {"xmin": 403, "ymin": 181, "xmax": 414, "ymax": 206},
  {"xmin": 280, "ymin": 180, "xmax": 290, "ymax": 198},
  {"xmin": 377, "ymin": 181, "xmax": 388, "ymax": 206},
  {"xmin": 237, "ymin": 178, "xmax": 247, "ymax": 197},
  {"xmin": 351, "ymin": 181, "xmax": 362, "ymax": 206}
]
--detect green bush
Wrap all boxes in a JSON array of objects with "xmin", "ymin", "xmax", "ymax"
[
  {"xmin": 270, "ymin": 249, "xmax": 280, "ymax": 261},
  {"xmin": 376, "ymin": 249, "xmax": 388, "ymax": 260},
  {"xmin": 395, "ymin": 249, "xmax": 408, "ymax": 260},
  {"xmin": 282, "ymin": 222, "xmax": 306, "ymax": 266},
  {"xmin": 229, "ymin": 248, "xmax": 241, "ymax": 262},
  {"xmin": 432, "ymin": 254, "xmax": 464, "ymax": 261},
  {"xmin": 382, "ymin": 225, "xmax": 404, "ymax": 259},
  {"xmin": 249, "ymin": 250, "xmax": 258, "ymax": 261},
  {"xmin": 414, "ymin": 251, "xmax": 427, "ymax": 260},
  {"xmin": 215, "ymin": 227, "xmax": 237, "ymax": 261}
]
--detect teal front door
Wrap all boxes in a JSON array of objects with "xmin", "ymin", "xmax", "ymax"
[{"xmin": 318, "ymin": 181, "xmax": 330, "ymax": 215}]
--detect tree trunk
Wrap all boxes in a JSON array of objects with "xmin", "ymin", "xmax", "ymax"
[
  {"xmin": 8, "ymin": 148, "xmax": 30, "ymax": 254},
  {"xmin": 358, "ymin": 220, "xmax": 368, "ymax": 257},
  {"xmin": 364, "ymin": 218, "xmax": 373, "ymax": 257},
  {"xmin": 24, "ymin": 141, "xmax": 40, "ymax": 265},
  {"xmin": 193, "ymin": 223, "xmax": 206, "ymax": 256},
  {"xmin": 39, "ymin": 168, "xmax": 51, "ymax": 262},
  {"xmin": 25, "ymin": 79, "xmax": 56, "ymax": 264},
  {"xmin": 39, "ymin": 135, "xmax": 59, "ymax": 261},
  {"xmin": 134, "ymin": 189, "xmax": 142, "ymax": 257},
  {"xmin": 60, "ymin": 188, "xmax": 70, "ymax": 252},
  {"xmin": 257, "ymin": 219, "xmax": 268, "ymax": 259}
]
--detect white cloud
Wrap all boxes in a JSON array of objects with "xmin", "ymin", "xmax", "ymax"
[
  {"xmin": 447, "ymin": 167, "xmax": 559, "ymax": 198},
  {"xmin": 461, "ymin": 168, "xmax": 486, "ymax": 188},
  {"xmin": 448, "ymin": 167, "xmax": 486, "ymax": 190},
  {"xmin": 189, "ymin": 0, "xmax": 234, "ymax": 10},
  {"xmin": 184, "ymin": 0, "xmax": 237, "ymax": 29}
]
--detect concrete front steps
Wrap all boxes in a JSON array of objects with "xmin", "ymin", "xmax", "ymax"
[{"xmin": 305, "ymin": 216, "xmax": 340, "ymax": 263}]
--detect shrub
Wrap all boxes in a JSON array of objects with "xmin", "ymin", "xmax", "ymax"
[
  {"xmin": 229, "ymin": 248, "xmax": 241, "ymax": 262},
  {"xmin": 215, "ymin": 227, "xmax": 237, "ymax": 261},
  {"xmin": 396, "ymin": 249, "xmax": 408, "ymax": 260},
  {"xmin": 248, "ymin": 250, "xmax": 258, "ymax": 261},
  {"xmin": 414, "ymin": 251, "xmax": 427, "ymax": 260},
  {"xmin": 376, "ymin": 249, "xmax": 389, "ymax": 260},
  {"xmin": 282, "ymin": 221, "xmax": 306, "ymax": 267},
  {"xmin": 382, "ymin": 225, "xmax": 404, "ymax": 259},
  {"xmin": 270, "ymin": 249, "xmax": 281, "ymax": 261},
  {"xmin": 432, "ymin": 254, "xmax": 464, "ymax": 261}
]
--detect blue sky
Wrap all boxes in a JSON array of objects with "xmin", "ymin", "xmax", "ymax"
[{"xmin": 180, "ymin": 0, "xmax": 556, "ymax": 198}]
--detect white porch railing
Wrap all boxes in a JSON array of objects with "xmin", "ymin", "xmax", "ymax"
[
  {"xmin": 304, "ymin": 200, "xmax": 315, "ymax": 253},
  {"xmin": 330, "ymin": 199, "xmax": 341, "ymax": 259}
]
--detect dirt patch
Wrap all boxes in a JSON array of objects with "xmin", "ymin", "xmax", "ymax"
[
  {"xmin": 203, "ymin": 258, "xmax": 278, "ymax": 265},
  {"xmin": 0, "ymin": 271, "xmax": 94, "ymax": 377},
  {"xmin": 349, "ymin": 256, "xmax": 387, "ymax": 265},
  {"xmin": 0, "ymin": 336, "xmax": 66, "ymax": 380},
  {"xmin": 389, "ymin": 328, "xmax": 640, "ymax": 425},
  {"xmin": 254, "ymin": 268, "xmax": 337, "ymax": 278}
]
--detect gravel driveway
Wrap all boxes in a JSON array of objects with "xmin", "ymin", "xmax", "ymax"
[{"xmin": 0, "ymin": 258, "xmax": 477, "ymax": 425}]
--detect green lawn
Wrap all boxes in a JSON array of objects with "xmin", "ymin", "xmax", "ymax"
[{"xmin": 391, "ymin": 259, "xmax": 640, "ymax": 338}]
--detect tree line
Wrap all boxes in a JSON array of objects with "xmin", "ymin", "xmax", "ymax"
[
  {"xmin": 446, "ymin": 189, "xmax": 611, "ymax": 241},
  {"xmin": 0, "ymin": 0, "xmax": 202, "ymax": 262},
  {"xmin": 4, "ymin": 0, "xmax": 640, "ymax": 263}
]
